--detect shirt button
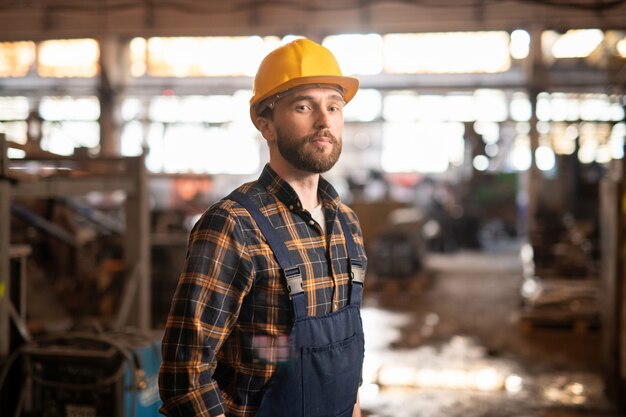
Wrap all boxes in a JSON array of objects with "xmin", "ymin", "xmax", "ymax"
[
  {"xmin": 309, "ymin": 220, "xmax": 315, "ymax": 226},
  {"xmin": 289, "ymin": 205, "xmax": 294, "ymax": 210}
]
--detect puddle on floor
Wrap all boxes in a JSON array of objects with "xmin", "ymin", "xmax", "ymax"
[{"xmin": 360, "ymin": 307, "xmax": 614, "ymax": 417}]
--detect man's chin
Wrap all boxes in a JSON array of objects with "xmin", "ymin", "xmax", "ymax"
[{"xmin": 289, "ymin": 160, "xmax": 336, "ymax": 174}]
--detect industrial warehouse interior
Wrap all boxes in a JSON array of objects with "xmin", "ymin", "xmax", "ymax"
[{"xmin": 1, "ymin": 0, "xmax": 626, "ymax": 416}]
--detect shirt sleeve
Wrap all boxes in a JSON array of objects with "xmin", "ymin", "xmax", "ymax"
[{"xmin": 159, "ymin": 205, "xmax": 254, "ymax": 417}]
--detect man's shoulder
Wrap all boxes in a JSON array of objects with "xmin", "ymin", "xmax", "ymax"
[
  {"xmin": 337, "ymin": 202, "xmax": 360, "ymax": 222},
  {"xmin": 222, "ymin": 181, "xmax": 272, "ymax": 209},
  {"xmin": 205, "ymin": 181, "xmax": 262, "ymax": 208},
  {"xmin": 196, "ymin": 182, "xmax": 268, "ymax": 224}
]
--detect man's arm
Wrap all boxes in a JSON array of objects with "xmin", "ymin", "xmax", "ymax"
[{"xmin": 159, "ymin": 206, "xmax": 254, "ymax": 417}]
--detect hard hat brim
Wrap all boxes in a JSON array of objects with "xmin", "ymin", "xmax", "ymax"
[{"xmin": 250, "ymin": 75, "xmax": 359, "ymax": 129}]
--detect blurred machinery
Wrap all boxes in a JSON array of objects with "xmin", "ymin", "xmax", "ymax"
[
  {"xmin": 413, "ymin": 172, "xmax": 518, "ymax": 254},
  {"xmin": 368, "ymin": 207, "xmax": 426, "ymax": 279},
  {"xmin": 2, "ymin": 330, "xmax": 162, "ymax": 417},
  {"xmin": 519, "ymin": 242, "xmax": 600, "ymax": 333},
  {"xmin": 0, "ymin": 134, "xmax": 153, "ymax": 416},
  {"xmin": 0, "ymin": 134, "xmax": 151, "ymax": 340},
  {"xmin": 518, "ymin": 153, "xmax": 603, "ymax": 332}
]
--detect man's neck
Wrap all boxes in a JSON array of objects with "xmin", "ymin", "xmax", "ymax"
[{"xmin": 269, "ymin": 161, "xmax": 320, "ymax": 210}]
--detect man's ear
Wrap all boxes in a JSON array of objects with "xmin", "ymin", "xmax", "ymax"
[{"xmin": 256, "ymin": 117, "xmax": 276, "ymax": 143}]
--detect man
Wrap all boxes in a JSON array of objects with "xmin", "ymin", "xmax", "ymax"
[{"xmin": 159, "ymin": 38, "xmax": 367, "ymax": 417}]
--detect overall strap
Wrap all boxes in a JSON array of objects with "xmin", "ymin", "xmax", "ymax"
[
  {"xmin": 337, "ymin": 210, "xmax": 365, "ymax": 306},
  {"xmin": 228, "ymin": 191, "xmax": 307, "ymax": 319}
]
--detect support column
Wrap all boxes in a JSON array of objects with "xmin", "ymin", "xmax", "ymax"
[
  {"xmin": 98, "ymin": 36, "xmax": 130, "ymax": 157},
  {"xmin": 601, "ymin": 156, "xmax": 626, "ymax": 412},
  {"xmin": 527, "ymin": 90, "xmax": 541, "ymax": 234},
  {"xmin": 123, "ymin": 154, "xmax": 151, "ymax": 331},
  {"xmin": 0, "ymin": 134, "xmax": 11, "ymax": 357},
  {"xmin": 525, "ymin": 26, "xmax": 548, "ymax": 235}
]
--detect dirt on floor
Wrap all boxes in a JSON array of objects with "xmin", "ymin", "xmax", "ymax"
[{"xmin": 359, "ymin": 241, "xmax": 622, "ymax": 417}]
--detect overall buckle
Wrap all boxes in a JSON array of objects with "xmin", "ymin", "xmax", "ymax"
[
  {"xmin": 284, "ymin": 266, "xmax": 304, "ymax": 298},
  {"xmin": 350, "ymin": 260, "xmax": 365, "ymax": 285}
]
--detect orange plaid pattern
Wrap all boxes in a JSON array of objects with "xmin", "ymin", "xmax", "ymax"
[{"xmin": 159, "ymin": 164, "xmax": 367, "ymax": 417}]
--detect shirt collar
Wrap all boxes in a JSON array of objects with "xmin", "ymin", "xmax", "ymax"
[{"xmin": 258, "ymin": 164, "xmax": 341, "ymax": 209}]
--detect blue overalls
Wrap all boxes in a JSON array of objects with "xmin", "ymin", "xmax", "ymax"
[{"xmin": 228, "ymin": 191, "xmax": 365, "ymax": 417}]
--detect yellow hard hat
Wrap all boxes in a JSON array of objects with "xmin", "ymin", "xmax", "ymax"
[{"xmin": 249, "ymin": 38, "xmax": 359, "ymax": 128}]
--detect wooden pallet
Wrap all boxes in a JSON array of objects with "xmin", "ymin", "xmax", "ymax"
[
  {"xmin": 518, "ymin": 310, "xmax": 600, "ymax": 334},
  {"xmin": 365, "ymin": 270, "xmax": 431, "ymax": 295}
]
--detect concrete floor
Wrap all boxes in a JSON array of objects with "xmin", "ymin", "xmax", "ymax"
[{"xmin": 359, "ymin": 242, "xmax": 622, "ymax": 417}]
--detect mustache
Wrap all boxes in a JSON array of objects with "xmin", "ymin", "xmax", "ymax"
[{"xmin": 305, "ymin": 130, "xmax": 338, "ymax": 143}]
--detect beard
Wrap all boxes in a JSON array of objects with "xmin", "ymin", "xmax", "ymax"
[{"xmin": 275, "ymin": 128, "xmax": 342, "ymax": 174}]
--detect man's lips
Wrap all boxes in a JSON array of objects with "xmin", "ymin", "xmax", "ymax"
[
  {"xmin": 308, "ymin": 132, "xmax": 336, "ymax": 144},
  {"xmin": 311, "ymin": 137, "xmax": 332, "ymax": 143}
]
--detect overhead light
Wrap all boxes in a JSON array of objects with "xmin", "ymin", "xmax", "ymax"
[
  {"xmin": 618, "ymin": 37, "xmax": 626, "ymax": 57},
  {"xmin": 38, "ymin": 39, "xmax": 99, "ymax": 78},
  {"xmin": 0, "ymin": 41, "xmax": 36, "ymax": 77},
  {"xmin": 510, "ymin": 29, "xmax": 530, "ymax": 59},
  {"xmin": 384, "ymin": 32, "xmax": 511, "ymax": 74},
  {"xmin": 551, "ymin": 29, "xmax": 604, "ymax": 58}
]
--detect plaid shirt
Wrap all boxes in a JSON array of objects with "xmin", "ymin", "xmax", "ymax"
[{"xmin": 159, "ymin": 164, "xmax": 367, "ymax": 417}]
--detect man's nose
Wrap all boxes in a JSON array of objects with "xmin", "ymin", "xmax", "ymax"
[{"xmin": 314, "ymin": 109, "xmax": 332, "ymax": 129}]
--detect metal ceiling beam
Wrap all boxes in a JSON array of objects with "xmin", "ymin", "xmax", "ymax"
[
  {"xmin": 0, "ymin": 0, "xmax": 626, "ymax": 41},
  {"xmin": 0, "ymin": 67, "xmax": 619, "ymax": 98}
]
